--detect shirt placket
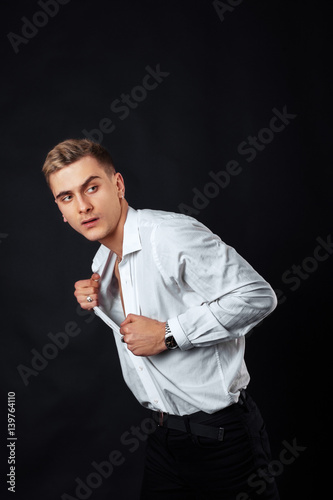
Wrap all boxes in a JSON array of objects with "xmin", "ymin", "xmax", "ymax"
[{"xmin": 119, "ymin": 255, "xmax": 167, "ymax": 412}]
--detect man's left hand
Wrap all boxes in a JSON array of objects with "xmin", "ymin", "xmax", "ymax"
[{"xmin": 120, "ymin": 314, "xmax": 167, "ymax": 356}]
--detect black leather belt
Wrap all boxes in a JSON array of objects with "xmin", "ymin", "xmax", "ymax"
[
  {"xmin": 152, "ymin": 411, "xmax": 225, "ymax": 441},
  {"xmin": 151, "ymin": 392, "xmax": 246, "ymax": 442}
]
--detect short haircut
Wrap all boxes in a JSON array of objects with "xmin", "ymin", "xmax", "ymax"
[{"xmin": 42, "ymin": 138, "xmax": 116, "ymax": 186}]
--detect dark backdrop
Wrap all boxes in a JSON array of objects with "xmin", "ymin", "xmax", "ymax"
[{"xmin": 1, "ymin": 1, "xmax": 331, "ymax": 499}]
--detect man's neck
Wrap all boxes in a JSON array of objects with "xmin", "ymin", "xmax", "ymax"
[{"xmin": 98, "ymin": 201, "xmax": 129, "ymax": 260}]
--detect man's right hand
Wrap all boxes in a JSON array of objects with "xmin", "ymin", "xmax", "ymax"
[{"xmin": 74, "ymin": 273, "xmax": 100, "ymax": 310}]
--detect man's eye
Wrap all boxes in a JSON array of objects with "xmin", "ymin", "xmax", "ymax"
[
  {"xmin": 62, "ymin": 195, "xmax": 72, "ymax": 202},
  {"xmin": 87, "ymin": 186, "xmax": 98, "ymax": 193}
]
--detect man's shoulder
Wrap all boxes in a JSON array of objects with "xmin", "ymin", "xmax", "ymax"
[
  {"xmin": 136, "ymin": 207, "xmax": 198, "ymax": 229},
  {"xmin": 136, "ymin": 208, "xmax": 215, "ymax": 253}
]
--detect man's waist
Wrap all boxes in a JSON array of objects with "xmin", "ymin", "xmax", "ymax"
[{"xmin": 151, "ymin": 389, "xmax": 247, "ymax": 441}]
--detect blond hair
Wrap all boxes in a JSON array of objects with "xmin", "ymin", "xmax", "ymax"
[{"xmin": 42, "ymin": 139, "xmax": 116, "ymax": 186}]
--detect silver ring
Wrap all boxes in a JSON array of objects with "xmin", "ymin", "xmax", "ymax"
[{"xmin": 87, "ymin": 296, "xmax": 93, "ymax": 303}]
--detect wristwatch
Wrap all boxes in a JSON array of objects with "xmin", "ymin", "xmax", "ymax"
[{"xmin": 165, "ymin": 321, "xmax": 178, "ymax": 350}]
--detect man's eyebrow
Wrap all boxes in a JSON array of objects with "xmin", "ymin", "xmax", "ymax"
[{"xmin": 55, "ymin": 175, "xmax": 102, "ymax": 200}]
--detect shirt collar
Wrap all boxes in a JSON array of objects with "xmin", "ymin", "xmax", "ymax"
[
  {"xmin": 92, "ymin": 206, "xmax": 141, "ymax": 273},
  {"xmin": 122, "ymin": 206, "xmax": 142, "ymax": 258}
]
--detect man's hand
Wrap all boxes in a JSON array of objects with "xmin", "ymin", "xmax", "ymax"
[
  {"xmin": 74, "ymin": 273, "xmax": 100, "ymax": 310},
  {"xmin": 120, "ymin": 314, "xmax": 167, "ymax": 356}
]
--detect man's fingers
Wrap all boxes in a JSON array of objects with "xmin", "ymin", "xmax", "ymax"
[
  {"xmin": 77, "ymin": 292, "xmax": 98, "ymax": 301},
  {"xmin": 74, "ymin": 286, "xmax": 98, "ymax": 298},
  {"xmin": 120, "ymin": 318, "xmax": 131, "ymax": 327},
  {"xmin": 119, "ymin": 321, "xmax": 135, "ymax": 337},
  {"xmin": 74, "ymin": 275, "xmax": 100, "ymax": 309},
  {"xmin": 120, "ymin": 325, "xmax": 130, "ymax": 336},
  {"xmin": 120, "ymin": 313, "xmax": 138, "ymax": 327},
  {"xmin": 90, "ymin": 273, "xmax": 100, "ymax": 288},
  {"xmin": 74, "ymin": 274, "xmax": 100, "ymax": 290},
  {"xmin": 74, "ymin": 279, "xmax": 92, "ymax": 289},
  {"xmin": 90, "ymin": 281, "xmax": 100, "ymax": 290},
  {"xmin": 77, "ymin": 293, "xmax": 98, "ymax": 309}
]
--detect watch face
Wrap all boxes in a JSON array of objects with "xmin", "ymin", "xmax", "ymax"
[{"xmin": 165, "ymin": 335, "xmax": 178, "ymax": 349}]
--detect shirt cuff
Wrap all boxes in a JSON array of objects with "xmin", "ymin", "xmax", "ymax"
[{"xmin": 167, "ymin": 316, "xmax": 193, "ymax": 351}]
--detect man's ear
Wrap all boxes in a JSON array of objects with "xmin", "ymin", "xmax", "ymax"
[{"xmin": 114, "ymin": 172, "xmax": 125, "ymax": 198}]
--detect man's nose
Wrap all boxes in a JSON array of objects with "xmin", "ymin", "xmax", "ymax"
[{"xmin": 77, "ymin": 195, "xmax": 93, "ymax": 213}]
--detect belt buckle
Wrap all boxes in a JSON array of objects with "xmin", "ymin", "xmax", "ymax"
[
  {"xmin": 158, "ymin": 411, "xmax": 169, "ymax": 427},
  {"xmin": 217, "ymin": 427, "xmax": 224, "ymax": 441}
]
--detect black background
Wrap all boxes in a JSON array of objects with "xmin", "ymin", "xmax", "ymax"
[{"xmin": 1, "ymin": 0, "xmax": 331, "ymax": 498}]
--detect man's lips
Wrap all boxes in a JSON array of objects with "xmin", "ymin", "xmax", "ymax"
[{"xmin": 81, "ymin": 217, "xmax": 99, "ymax": 228}]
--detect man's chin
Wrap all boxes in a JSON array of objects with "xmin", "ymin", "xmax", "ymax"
[
  {"xmin": 79, "ymin": 227, "xmax": 104, "ymax": 242},
  {"xmin": 83, "ymin": 234, "xmax": 101, "ymax": 242}
]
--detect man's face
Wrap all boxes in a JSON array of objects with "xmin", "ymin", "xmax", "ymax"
[{"xmin": 49, "ymin": 156, "xmax": 125, "ymax": 243}]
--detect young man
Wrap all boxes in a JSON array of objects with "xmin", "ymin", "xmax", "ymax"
[{"xmin": 43, "ymin": 138, "xmax": 280, "ymax": 499}]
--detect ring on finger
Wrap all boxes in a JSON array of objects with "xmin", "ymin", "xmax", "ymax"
[{"xmin": 87, "ymin": 296, "xmax": 93, "ymax": 303}]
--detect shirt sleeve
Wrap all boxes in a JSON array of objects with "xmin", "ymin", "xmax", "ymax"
[{"xmin": 152, "ymin": 216, "xmax": 277, "ymax": 350}]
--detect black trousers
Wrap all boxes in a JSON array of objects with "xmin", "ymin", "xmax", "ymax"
[{"xmin": 140, "ymin": 392, "xmax": 280, "ymax": 500}]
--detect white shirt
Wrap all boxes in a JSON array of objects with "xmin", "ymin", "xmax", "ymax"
[{"xmin": 92, "ymin": 207, "xmax": 277, "ymax": 416}]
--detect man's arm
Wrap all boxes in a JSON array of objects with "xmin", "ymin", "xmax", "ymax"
[
  {"xmin": 152, "ymin": 217, "xmax": 277, "ymax": 351},
  {"xmin": 120, "ymin": 217, "xmax": 276, "ymax": 356}
]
